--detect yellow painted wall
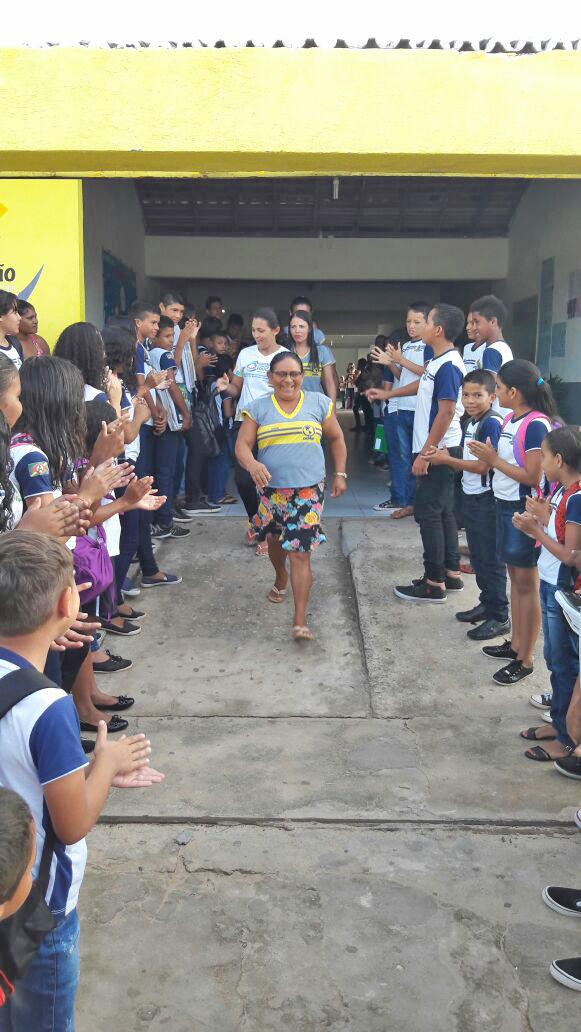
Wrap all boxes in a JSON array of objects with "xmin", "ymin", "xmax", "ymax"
[
  {"xmin": 0, "ymin": 49, "xmax": 581, "ymax": 178},
  {"xmin": 0, "ymin": 180, "xmax": 84, "ymax": 344}
]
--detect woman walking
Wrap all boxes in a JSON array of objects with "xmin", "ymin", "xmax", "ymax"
[
  {"xmin": 287, "ymin": 308, "xmax": 337, "ymax": 401},
  {"xmin": 232, "ymin": 351, "xmax": 347, "ymax": 641}
]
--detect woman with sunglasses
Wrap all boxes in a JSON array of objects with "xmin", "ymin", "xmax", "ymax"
[{"xmin": 231, "ymin": 351, "xmax": 347, "ymax": 641}]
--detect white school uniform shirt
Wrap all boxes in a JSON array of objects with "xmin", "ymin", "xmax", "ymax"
[
  {"xmin": 233, "ymin": 344, "xmax": 288, "ymax": 420},
  {"xmin": 492, "ymin": 414, "xmax": 552, "ymax": 502},
  {"xmin": 0, "ymin": 649, "xmax": 89, "ymax": 917},
  {"xmin": 461, "ymin": 413, "xmax": 503, "ymax": 495},
  {"xmin": 538, "ymin": 487, "xmax": 581, "ymax": 585},
  {"xmin": 83, "ymin": 383, "xmax": 107, "ymax": 403},
  {"xmin": 396, "ymin": 340, "xmax": 430, "ymax": 412},
  {"xmin": 9, "ymin": 439, "xmax": 75, "ymax": 548},
  {"xmin": 412, "ymin": 349, "xmax": 465, "ymax": 454},
  {"xmin": 463, "ymin": 340, "xmax": 513, "ymax": 416},
  {"xmin": 0, "ymin": 338, "xmax": 23, "ymax": 370}
]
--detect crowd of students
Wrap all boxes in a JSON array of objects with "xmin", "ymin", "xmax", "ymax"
[{"xmin": 0, "ymin": 282, "xmax": 580, "ymax": 1023}]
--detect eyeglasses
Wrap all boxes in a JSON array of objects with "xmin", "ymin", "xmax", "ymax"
[{"xmin": 273, "ymin": 371, "xmax": 302, "ymax": 380}]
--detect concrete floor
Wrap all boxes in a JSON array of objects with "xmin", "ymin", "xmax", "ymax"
[{"xmin": 78, "ymin": 449, "xmax": 581, "ymax": 1030}]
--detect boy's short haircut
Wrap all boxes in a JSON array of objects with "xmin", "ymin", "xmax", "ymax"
[
  {"xmin": 160, "ymin": 290, "xmax": 184, "ymax": 307},
  {"xmin": 0, "ymin": 788, "xmax": 34, "ymax": 904},
  {"xmin": 205, "ymin": 295, "xmax": 222, "ymax": 310},
  {"xmin": 0, "ymin": 531, "xmax": 74, "ymax": 637},
  {"xmin": 158, "ymin": 315, "xmax": 174, "ymax": 332},
  {"xmin": 129, "ymin": 300, "xmax": 159, "ymax": 322},
  {"xmin": 199, "ymin": 316, "xmax": 223, "ymax": 340},
  {"xmin": 208, "ymin": 332, "xmax": 228, "ymax": 345},
  {"xmin": 407, "ymin": 301, "xmax": 431, "ymax": 318},
  {"xmin": 290, "ymin": 295, "xmax": 313, "ymax": 312},
  {"xmin": 468, "ymin": 294, "xmax": 508, "ymax": 328},
  {"xmin": 431, "ymin": 303, "xmax": 465, "ymax": 343},
  {"xmin": 463, "ymin": 369, "xmax": 497, "ymax": 394}
]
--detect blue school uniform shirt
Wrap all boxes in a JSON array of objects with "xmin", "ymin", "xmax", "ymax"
[
  {"xmin": 461, "ymin": 413, "xmax": 503, "ymax": 495},
  {"xmin": 242, "ymin": 391, "xmax": 333, "ymax": 489},
  {"xmin": 493, "ymin": 414, "xmax": 552, "ymax": 501},
  {"xmin": 412, "ymin": 348, "xmax": 465, "ymax": 454},
  {"xmin": 0, "ymin": 649, "xmax": 89, "ymax": 917}
]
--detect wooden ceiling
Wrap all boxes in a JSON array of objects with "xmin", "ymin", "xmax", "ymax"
[{"xmin": 136, "ymin": 176, "xmax": 528, "ymax": 238}]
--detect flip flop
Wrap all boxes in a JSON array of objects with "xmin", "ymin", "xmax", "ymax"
[
  {"xmin": 525, "ymin": 745, "xmax": 563, "ymax": 762},
  {"xmin": 255, "ymin": 541, "xmax": 269, "ymax": 557},
  {"xmin": 267, "ymin": 586, "xmax": 287, "ymax": 604},
  {"xmin": 390, "ymin": 506, "xmax": 414, "ymax": 520},
  {"xmin": 292, "ymin": 625, "xmax": 315, "ymax": 641},
  {"xmin": 521, "ymin": 727, "xmax": 557, "ymax": 741}
]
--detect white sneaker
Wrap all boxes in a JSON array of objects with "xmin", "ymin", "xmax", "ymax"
[
  {"xmin": 530, "ymin": 691, "xmax": 553, "ymax": 709},
  {"xmin": 541, "ymin": 710, "xmax": 554, "ymax": 724},
  {"xmin": 373, "ymin": 499, "xmax": 397, "ymax": 513}
]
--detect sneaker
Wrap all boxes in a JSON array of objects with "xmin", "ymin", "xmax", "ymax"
[
  {"xmin": 555, "ymin": 589, "xmax": 581, "ymax": 637},
  {"xmin": 554, "ymin": 754, "xmax": 581, "ymax": 780},
  {"xmin": 492, "ymin": 659, "xmax": 534, "ymax": 685},
  {"xmin": 456, "ymin": 603, "xmax": 487, "ymax": 624},
  {"xmin": 93, "ymin": 651, "xmax": 133, "ymax": 674},
  {"xmin": 98, "ymin": 618, "xmax": 141, "ymax": 637},
  {"xmin": 168, "ymin": 524, "xmax": 191, "ymax": 539},
  {"xmin": 182, "ymin": 500, "xmax": 221, "ymax": 515},
  {"xmin": 542, "ymin": 886, "xmax": 581, "ymax": 918},
  {"xmin": 482, "ymin": 639, "xmax": 517, "ymax": 660},
  {"xmin": 172, "ymin": 505, "xmax": 194, "ymax": 523},
  {"xmin": 95, "ymin": 629, "xmax": 106, "ymax": 649},
  {"xmin": 530, "ymin": 691, "xmax": 553, "ymax": 710},
  {"xmin": 122, "ymin": 578, "xmax": 141, "ymax": 598},
  {"xmin": 413, "ymin": 574, "xmax": 463, "ymax": 592},
  {"xmin": 372, "ymin": 499, "xmax": 396, "ymax": 512},
  {"xmin": 550, "ymin": 957, "xmax": 581, "ymax": 991},
  {"xmin": 141, "ymin": 573, "xmax": 182, "ymax": 588},
  {"xmin": 151, "ymin": 523, "xmax": 172, "ymax": 539},
  {"xmin": 394, "ymin": 581, "xmax": 447, "ymax": 603},
  {"xmin": 467, "ymin": 618, "xmax": 511, "ymax": 641},
  {"xmin": 541, "ymin": 711, "xmax": 554, "ymax": 724}
]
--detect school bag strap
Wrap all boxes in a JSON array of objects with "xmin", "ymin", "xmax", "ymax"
[
  {"xmin": 501, "ymin": 410, "xmax": 551, "ymax": 468},
  {"xmin": 474, "ymin": 408, "xmax": 502, "ymax": 488},
  {"xmin": 555, "ymin": 481, "xmax": 581, "ymax": 592}
]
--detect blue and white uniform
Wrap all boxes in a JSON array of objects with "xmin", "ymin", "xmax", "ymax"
[
  {"xmin": 396, "ymin": 340, "xmax": 431, "ymax": 412},
  {"xmin": 0, "ymin": 649, "xmax": 89, "ymax": 917},
  {"xmin": 461, "ymin": 413, "xmax": 502, "ymax": 495},
  {"xmin": 538, "ymin": 488, "xmax": 581, "ymax": 585},
  {"xmin": 0, "ymin": 336, "xmax": 23, "ymax": 370},
  {"xmin": 492, "ymin": 414, "xmax": 552, "ymax": 501},
  {"xmin": 412, "ymin": 349, "xmax": 465, "ymax": 454}
]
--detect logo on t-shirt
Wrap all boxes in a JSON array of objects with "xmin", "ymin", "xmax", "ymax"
[
  {"xmin": 302, "ymin": 425, "xmax": 317, "ymax": 440},
  {"xmin": 28, "ymin": 460, "xmax": 49, "ymax": 477}
]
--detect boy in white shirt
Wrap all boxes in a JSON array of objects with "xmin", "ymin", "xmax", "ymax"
[{"xmin": 466, "ymin": 296, "xmax": 513, "ymax": 417}]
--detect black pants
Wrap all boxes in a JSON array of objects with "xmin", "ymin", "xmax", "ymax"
[
  {"xmin": 232, "ymin": 421, "xmax": 259, "ymax": 520},
  {"xmin": 353, "ymin": 392, "xmax": 374, "ymax": 436},
  {"xmin": 184, "ymin": 419, "xmax": 206, "ymax": 507},
  {"xmin": 463, "ymin": 491, "xmax": 509, "ymax": 622},
  {"xmin": 413, "ymin": 448, "xmax": 461, "ymax": 583}
]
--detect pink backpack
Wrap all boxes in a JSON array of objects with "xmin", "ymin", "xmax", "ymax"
[{"xmin": 500, "ymin": 410, "xmax": 557, "ymax": 495}]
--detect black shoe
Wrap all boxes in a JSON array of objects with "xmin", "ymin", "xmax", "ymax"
[
  {"xmin": 456, "ymin": 603, "xmax": 487, "ymax": 624},
  {"xmin": 95, "ymin": 694, "xmax": 135, "ymax": 712},
  {"xmin": 183, "ymin": 500, "xmax": 221, "ymax": 515},
  {"xmin": 394, "ymin": 582, "xmax": 447, "ymax": 603},
  {"xmin": 168, "ymin": 524, "xmax": 190, "ymax": 539},
  {"xmin": 81, "ymin": 738, "xmax": 95, "ymax": 754},
  {"xmin": 172, "ymin": 505, "xmax": 194, "ymax": 523},
  {"xmin": 482, "ymin": 639, "xmax": 517, "ymax": 660},
  {"xmin": 467, "ymin": 618, "xmax": 512, "ymax": 641},
  {"xmin": 150, "ymin": 523, "xmax": 172, "ymax": 539},
  {"xmin": 553, "ymin": 755, "xmax": 581, "ymax": 780},
  {"xmin": 550, "ymin": 957, "xmax": 581, "ymax": 991},
  {"xmin": 80, "ymin": 714, "xmax": 129, "ymax": 733},
  {"xmin": 93, "ymin": 651, "xmax": 134, "ymax": 674},
  {"xmin": 542, "ymin": 886, "xmax": 581, "ymax": 918},
  {"xmin": 412, "ymin": 574, "xmax": 463, "ymax": 592},
  {"xmin": 493, "ymin": 659, "xmax": 534, "ymax": 685},
  {"xmin": 98, "ymin": 618, "xmax": 141, "ymax": 637}
]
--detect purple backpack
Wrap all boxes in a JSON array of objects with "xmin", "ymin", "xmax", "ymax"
[{"xmin": 73, "ymin": 526, "xmax": 115, "ymax": 616}]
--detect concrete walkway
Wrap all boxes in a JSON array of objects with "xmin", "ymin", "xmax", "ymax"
[{"xmin": 78, "ymin": 516, "xmax": 581, "ymax": 1032}]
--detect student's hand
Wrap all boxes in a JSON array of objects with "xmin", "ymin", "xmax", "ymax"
[
  {"xmin": 525, "ymin": 495, "xmax": 550, "ymax": 525},
  {"xmin": 331, "ymin": 474, "xmax": 347, "ymax": 498},
  {"xmin": 248, "ymin": 460, "xmax": 272, "ymax": 491},
  {"xmin": 93, "ymin": 723, "xmax": 152, "ymax": 777},
  {"xmin": 61, "ymin": 495, "xmax": 93, "ymax": 536},
  {"xmin": 370, "ymin": 346, "xmax": 389, "ymax": 366},
  {"xmin": 111, "ymin": 765, "xmax": 166, "ymax": 789},
  {"xmin": 153, "ymin": 408, "xmax": 167, "ymax": 436},
  {"xmin": 122, "ymin": 475, "xmax": 156, "ymax": 508},
  {"xmin": 17, "ymin": 496, "xmax": 80, "ymax": 540},
  {"xmin": 180, "ymin": 411, "xmax": 193, "ymax": 432},
  {"xmin": 570, "ymin": 550, "xmax": 581, "ymax": 572},
  {"xmin": 178, "ymin": 317, "xmax": 200, "ymax": 344},
  {"xmin": 145, "ymin": 370, "xmax": 172, "ymax": 390},
  {"xmin": 105, "ymin": 368, "xmax": 123, "ymax": 407},
  {"xmin": 423, "ymin": 445, "xmax": 448, "ymax": 465},
  {"xmin": 385, "ymin": 343, "xmax": 403, "ymax": 364},
  {"xmin": 81, "ymin": 460, "xmax": 130, "ymax": 505},
  {"xmin": 49, "ymin": 607, "xmax": 101, "ymax": 650},
  {"xmin": 412, "ymin": 454, "xmax": 430, "ymax": 477},
  {"xmin": 512, "ymin": 511, "xmax": 540, "ymax": 539},
  {"xmin": 90, "ymin": 419, "xmax": 126, "ymax": 466},
  {"xmin": 133, "ymin": 396, "xmax": 150, "ymax": 426},
  {"xmin": 365, "ymin": 388, "xmax": 385, "ymax": 403},
  {"xmin": 198, "ymin": 352, "xmax": 218, "ymax": 369},
  {"xmin": 136, "ymin": 493, "xmax": 166, "ymax": 512},
  {"xmin": 215, "ymin": 373, "xmax": 230, "ymax": 392},
  {"xmin": 467, "ymin": 436, "xmax": 497, "ymax": 466}
]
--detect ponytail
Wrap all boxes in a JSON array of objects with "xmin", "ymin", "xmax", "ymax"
[{"xmin": 498, "ymin": 359, "xmax": 560, "ymax": 422}]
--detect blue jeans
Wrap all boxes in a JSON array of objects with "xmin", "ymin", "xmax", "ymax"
[
  {"xmin": 540, "ymin": 579, "xmax": 579, "ymax": 747},
  {"xmin": 383, "ymin": 412, "xmax": 405, "ymax": 508},
  {"xmin": 462, "ymin": 491, "xmax": 508, "ymax": 622},
  {"xmin": 139, "ymin": 424, "xmax": 180, "ymax": 529},
  {"xmin": 396, "ymin": 409, "xmax": 416, "ymax": 508},
  {"xmin": 207, "ymin": 435, "xmax": 232, "ymax": 505},
  {"xmin": 0, "ymin": 909, "xmax": 79, "ymax": 1032}
]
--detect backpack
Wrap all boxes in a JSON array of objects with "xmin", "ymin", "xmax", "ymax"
[
  {"xmin": 0, "ymin": 668, "xmax": 58, "ymax": 999},
  {"xmin": 554, "ymin": 482, "xmax": 581, "ymax": 592},
  {"xmin": 472, "ymin": 409, "xmax": 503, "ymax": 488},
  {"xmin": 500, "ymin": 410, "xmax": 558, "ymax": 496}
]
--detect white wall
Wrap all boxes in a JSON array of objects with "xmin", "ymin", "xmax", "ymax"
[
  {"xmin": 506, "ymin": 180, "xmax": 581, "ymax": 386},
  {"xmin": 82, "ymin": 180, "xmax": 148, "ymax": 326},
  {"xmin": 146, "ymin": 235, "xmax": 508, "ymax": 283}
]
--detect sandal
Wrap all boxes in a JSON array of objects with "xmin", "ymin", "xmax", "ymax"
[
  {"xmin": 255, "ymin": 541, "xmax": 269, "ymax": 557},
  {"xmin": 520, "ymin": 727, "xmax": 557, "ymax": 741},
  {"xmin": 524, "ymin": 744, "xmax": 572, "ymax": 762},
  {"xmin": 292, "ymin": 625, "xmax": 315, "ymax": 641},
  {"xmin": 267, "ymin": 586, "xmax": 287, "ymax": 604}
]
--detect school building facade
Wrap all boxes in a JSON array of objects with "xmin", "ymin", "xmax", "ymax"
[{"xmin": 1, "ymin": 38, "xmax": 581, "ymax": 419}]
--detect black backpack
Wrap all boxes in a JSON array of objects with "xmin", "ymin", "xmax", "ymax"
[
  {"xmin": 471, "ymin": 409, "xmax": 503, "ymax": 488},
  {"xmin": 0, "ymin": 668, "xmax": 57, "ymax": 993}
]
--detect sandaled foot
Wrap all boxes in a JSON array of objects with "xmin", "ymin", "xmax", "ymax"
[
  {"xmin": 255, "ymin": 541, "xmax": 269, "ymax": 557},
  {"xmin": 390, "ymin": 505, "xmax": 414, "ymax": 520},
  {"xmin": 267, "ymin": 586, "xmax": 288, "ymax": 604},
  {"xmin": 292, "ymin": 625, "xmax": 315, "ymax": 641},
  {"xmin": 525, "ymin": 743, "xmax": 572, "ymax": 761},
  {"xmin": 521, "ymin": 726, "xmax": 557, "ymax": 741}
]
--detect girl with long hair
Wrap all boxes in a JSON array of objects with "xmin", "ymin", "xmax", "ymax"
[
  {"xmin": 54, "ymin": 321, "xmax": 123, "ymax": 415},
  {"xmin": 469, "ymin": 359, "xmax": 559, "ymax": 687},
  {"xmin": 287, "ymin": 308, "xmax": 336, "ymax": 401}
]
